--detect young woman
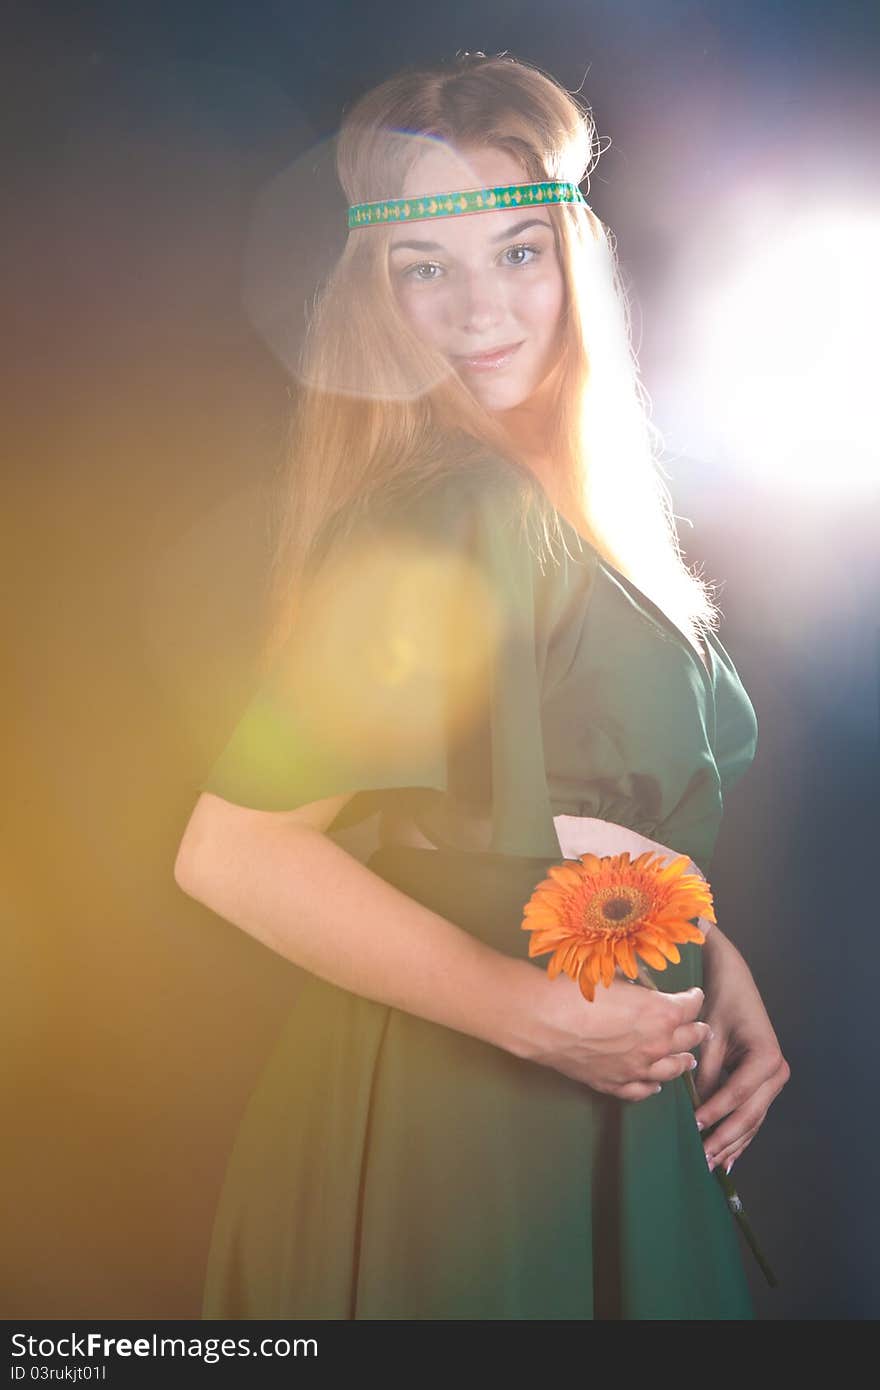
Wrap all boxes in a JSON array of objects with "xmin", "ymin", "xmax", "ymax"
[{"xmin": 175, "ymin": 52, "xmax": 789, "ymax": 1319}]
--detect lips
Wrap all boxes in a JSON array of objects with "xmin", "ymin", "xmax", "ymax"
[{"xmin": 454, "ymin": 342, "xmax": 523, "ymax": 370}]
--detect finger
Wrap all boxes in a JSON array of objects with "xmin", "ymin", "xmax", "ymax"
[
  {"xmin": 721, "ymin": 1133, "xmax": 758, "ymax": 1171},
  {"xmin": 669, "ymin": 986, "xmax": 705, "ymax": 1023},
  {"xmin": 697, "ymin": 1054, "xmax": 787, "ymax": 1159},
  {"xmin": 709, "ymin": 1124, "xmax": 760, "ymax": 1172},
  {"xmin": 694, "ymin": 1051, "xmax": 788, "ymax": 1133},
  {"xmin": 691, "ymin": 1037, "xmax": 726, "ymax": 1108},
  {"xmin": 617, "ymin": 1079, "xmax": 665, "ymax": 1103},
  {"xmin": 703, "ymin": 1100, "xmax": 770, "ymax": 1169},
  {"xmin": 647, "ymin": 1051, "xmax": 698, "ymax": 1084},
  {"xmin": 707, "ymin": 1123, "xmax": 761, "ymax": 1174},
  {"xmin": 673, "ymin": 1020, "xmax": 714, "ymax": 1054},
  {"xmin": 705, "ymin": 1116, "xmax": 762, "ymax": 1172}
]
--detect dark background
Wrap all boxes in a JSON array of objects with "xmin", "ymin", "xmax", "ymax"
[{"xmin": 4, "ymin": 0, "xmax": 877, "ymax": 1319}]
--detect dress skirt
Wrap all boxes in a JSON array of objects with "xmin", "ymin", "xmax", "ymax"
[{"xmin": 201, "ymin": 847, "xmax": 755, "ymax": 1320}]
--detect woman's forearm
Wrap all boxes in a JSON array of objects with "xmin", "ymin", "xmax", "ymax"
[{"xmin": 175, "ymin": 814, "xmax": 533, "ymax": 1055}]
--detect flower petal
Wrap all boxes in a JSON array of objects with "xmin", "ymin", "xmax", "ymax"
[
  {"xmin": 546, "ymin": 864, "xmax": 585, "ymax": 889},
  {"xmin": 601, "ymin": 950, "xmax": 616, "ymax": 988},
  {"xmin": 656, "ymin": 939, "xmax": 681, "ymax": 964},
  {"xmin": 577, "ymin": 853, "xmax": 603, "ymax": 874},
  {"xmin": 631, "ymin": 850, "xmax": 659, "ymax": 871},
  {"xmin": 528, "ymin": 937, "xmax": 554, "ymax": 959},
  {"xmin": 616, "ymin": 939, "xmax": 639, "ymax": 978},
  {"xmin": 577, "ymin": 969, "xmax": 596, "ymax": 1002},
  {"xmin": 636, "ymin": 944, "xmax": 669, "ymax": 970},
  {"xmin": 522, "ymin": 908, "xmax": 565, "ymax": 929},
  {"xmin": 654, "ymin": 855, "xmax": 694, "ymax": 883}
]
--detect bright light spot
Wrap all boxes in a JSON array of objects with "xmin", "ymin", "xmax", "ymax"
[
  {"xmin": 281, "ymin": 528, "xmax": 502, "ymax": 760},
  {"xmin": 680, "ymin": 207, "xmax": 880, "ymax": 495}
]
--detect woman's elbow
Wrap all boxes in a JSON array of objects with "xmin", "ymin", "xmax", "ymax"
[
  {"xmin": 173, "ymin": 793, "xmax": 221, "ymax": 896},
  {"xmin": 174, "ymin": 833, "xmax": 198, "ymax": 899},
  {"xmin": 172, "ymin": 789, "xmax": 345, "ymax": 894}
]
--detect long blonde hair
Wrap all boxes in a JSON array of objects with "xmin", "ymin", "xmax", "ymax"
[{"xmin": 264, "ymin": 51, "xmax": 721, "ymax": 666}]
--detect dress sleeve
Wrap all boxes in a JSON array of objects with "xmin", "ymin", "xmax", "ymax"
[{"xmin": 199, "ymin": 457, "xmax": 595, "ymax": 857}]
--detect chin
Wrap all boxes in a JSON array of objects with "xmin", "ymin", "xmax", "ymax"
[{"xmin": 470, "ymin": 371, "xmax": 533, "ymax": 401}]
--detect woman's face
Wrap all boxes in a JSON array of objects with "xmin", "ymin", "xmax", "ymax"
[{"xmin": 388, "ymin": 145, "xmax": 566, "ymax": 415}]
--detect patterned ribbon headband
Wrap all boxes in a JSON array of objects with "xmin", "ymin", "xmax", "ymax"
[{"xmin": 347, "ymin": 180, "xmax": 589, "ymax": 230}]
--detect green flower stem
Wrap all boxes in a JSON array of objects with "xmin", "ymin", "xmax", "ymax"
[{"xmin": 635, "ymin": 963, "xmax": 779, "ymax": 1289}]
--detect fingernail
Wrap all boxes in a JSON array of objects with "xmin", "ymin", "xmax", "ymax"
[
  {"xmin": 725, "ymin": 1159, "xmax": 735, "ymax": 1176},
  {"xmin": 689, "ymin": 1056, "xmax": 698, "ymax": 1070},
  {"xmin": 696, "ymin": 1119, "xmax": 705, "ymax": 1131},
  {"xmin": 705, "ymin": 1152, "xmax": 715, "ymax": 1172}
]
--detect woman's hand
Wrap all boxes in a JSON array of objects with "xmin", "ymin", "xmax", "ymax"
[
  {"xmin": 694, "ymin": 924, "xmax": 791, "ymax": 1173},
  {"xmin": 507, "ymin": 962, "xmax": 712, "ymax": 1101}
]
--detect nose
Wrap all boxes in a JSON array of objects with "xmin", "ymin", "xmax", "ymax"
[{"xmin": 454, "ymin": 270, "xmax": 505, "ymax": 336}]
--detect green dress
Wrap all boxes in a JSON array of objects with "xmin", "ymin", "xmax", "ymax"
[{"xmin": 198, "ymin": 449, "xmax": 759, "ymax": 1320}]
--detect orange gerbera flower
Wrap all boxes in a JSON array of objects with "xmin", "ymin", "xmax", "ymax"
[{"xmin": 521, "ymin": 850, "xmax": 716, "ymax": 1001}]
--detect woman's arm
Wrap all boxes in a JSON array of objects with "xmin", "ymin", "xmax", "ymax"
[
  {"xmin": 175, "ymin": 790, "xmax": 534, "ymax": 1057},
  {"xmin": 174, "ymin": 793, "xmax": 710, "ymax": 1099}
]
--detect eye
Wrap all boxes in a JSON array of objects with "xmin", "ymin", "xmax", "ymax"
[
  {"xmin": 503, "ymin": 243, "xmax": 542, "ymax": 266},
  {"xmin": 404, "ymin": 261, "xmax": 444, "ymax": 282},
  {"xmin": 399, "ymin": 243, "xmax": 542, "ymax": 284}
]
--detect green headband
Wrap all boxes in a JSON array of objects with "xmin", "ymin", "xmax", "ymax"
[{"xmin": 347, "ymin": 179, "xmax": 588, "ymax": 230}]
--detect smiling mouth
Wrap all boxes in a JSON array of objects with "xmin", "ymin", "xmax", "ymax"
[{"xmin": 453, "ymin": 342, "xmax": 523, "ymax": 370}]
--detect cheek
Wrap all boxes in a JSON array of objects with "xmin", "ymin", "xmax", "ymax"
[
  {"xmin": 523, "ymin": 268, "xmax": 565, "ymax": 332},
  {"xmin": 393, "ymin": 285, "xmax": 446, "ymax": 347}
]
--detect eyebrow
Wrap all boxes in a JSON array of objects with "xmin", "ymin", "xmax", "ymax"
[{"xmin": 388, "ymin": 216, "xmax": 554, "ymax": 253}]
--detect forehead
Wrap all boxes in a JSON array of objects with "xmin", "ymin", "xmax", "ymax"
[
  {"xmin": 400, "ymin": 141, "xmax": 525, "ymax": 198},
  {"xmin": 391, "ymin": 144, "xmax": 552, "ymax": 253}
]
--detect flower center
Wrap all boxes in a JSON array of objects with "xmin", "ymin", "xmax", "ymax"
[
  {"xmin": 582, "ymin": 884, "xmax": 652, "ymax": 934},
  {"xmin": 603, "ymin": 896, "xmax": 632, "ymax": 921}
]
